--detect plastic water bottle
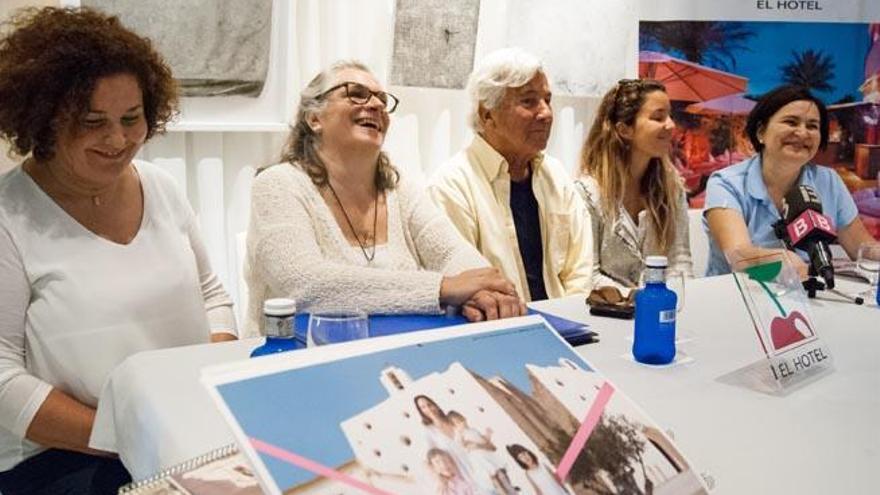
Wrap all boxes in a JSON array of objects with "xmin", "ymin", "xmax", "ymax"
[
  {"xmin": 876, "ymin": 273, "xmax": 880, "ymax": 306},
  {"xmin": 251, "ymin": 298, "xmax": 302, "ymax": 357},
  {"xmin": 633, "ymin": 256, "xmax": 677, "ymax": 365}
]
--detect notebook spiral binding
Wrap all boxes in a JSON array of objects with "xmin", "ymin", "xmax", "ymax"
[{"xmin": 118, "ymin": 443, "xmax": 238, "ymax": 494}]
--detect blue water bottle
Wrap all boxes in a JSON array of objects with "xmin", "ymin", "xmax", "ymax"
[
  {"xmin": 633, "ymin": 256, "xmax": 677, "ymax": 365},
  {"xmin": 251, "ymin": 298, "xmax": 302, "ymax": 357},
  {"xmin": 876, "ymin": 273, "xmax": 880, "ymax": 306}
]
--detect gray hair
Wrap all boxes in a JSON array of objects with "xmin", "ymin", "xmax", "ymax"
[
  {"xmin": 279, "ymin": 59, "xmax": 399, "ymax": 190},
  {"xmin": 466, "ymin": 47, "xmax": 547, "ymax": 132}
]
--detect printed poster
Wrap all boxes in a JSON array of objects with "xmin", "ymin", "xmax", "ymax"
[
  {"xmin": 639, "ymin": 0, "xmax": 880, "ymax": 239},
  {"xmin": 203, "ymin": 316, "xmax": 708, "ymax": 495}
]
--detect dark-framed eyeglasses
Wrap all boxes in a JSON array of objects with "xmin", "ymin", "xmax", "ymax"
[{"xmin": 320, "ymin": 81, "xmax": 400, "ymax": 114}]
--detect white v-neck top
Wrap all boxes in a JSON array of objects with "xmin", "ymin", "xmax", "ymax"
[{"xmin": 0, "ymin": 160, "xmax": 235, "ymax": 470}]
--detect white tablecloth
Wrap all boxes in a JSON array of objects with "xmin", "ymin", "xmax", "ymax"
[
  {"xmin": 91, "ymin": 275, "xmax": 880, "ymax": 492},
  {"xmin": 533, "ymin": 275, "xmax": 880, "ymax": 494}
]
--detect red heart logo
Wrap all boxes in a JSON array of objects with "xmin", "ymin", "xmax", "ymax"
[{"xmin": 770, "ymin": 310, "xmax": 813, "ymax": 350}]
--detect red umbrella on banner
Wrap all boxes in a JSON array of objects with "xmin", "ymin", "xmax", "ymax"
[
  {"xmin": 639, "ymin": 50, "xmax": 748, "ymax": 102},
  {"xmin": 685, "ymin": 93, "xmax": 756, "ymax": 116}
]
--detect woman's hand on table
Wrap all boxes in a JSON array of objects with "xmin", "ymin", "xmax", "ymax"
[
  {"xmin": 461, "ymin": 289, "xmax": 527, "ymax": 322},
  {"xmin": 440, "ymin": 268, "xmax": 517, "ymax": 307}
]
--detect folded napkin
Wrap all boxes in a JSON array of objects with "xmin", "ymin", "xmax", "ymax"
[{"xmin": 291, "ymin": 310, "xmax": 596, "ymax": 345}]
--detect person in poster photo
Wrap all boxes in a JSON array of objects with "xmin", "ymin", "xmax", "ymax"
[
  {"xmin": 448, "ymin": 411, "xmax": 515, "ymax": 495},
  {"xmin": 703, "ymin": 85, "xmax": 878, "ymax": 275},
  {"xmin": 506, "ymin": 444, "xmax": 572, "ymax": 495},
  {"xmin": 427, "ymin": 448, "xmax": 490, "ymax": 495},
  {"xmin": 576, "ymin": 79, "xmax": 694, "ymax": 291},
  {"xmin": 414, "ymin": 396, "xmax": 471, "ymax": 461}
]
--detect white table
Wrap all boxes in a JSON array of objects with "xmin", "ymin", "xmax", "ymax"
[
  {"xmin": 92, "ymin": 275, "xmax": 880, "ymax": 493},
  {"xmin": 533, "ymin": 275, "xmax": 880, "ymax": 494}
]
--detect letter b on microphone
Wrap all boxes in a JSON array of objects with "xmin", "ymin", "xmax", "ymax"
[{"xmin": 786, "ymin": 209, "xmax": 836, "ymax": 248}]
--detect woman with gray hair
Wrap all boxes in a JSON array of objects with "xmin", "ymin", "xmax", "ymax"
[
  {"xmin": 430, "ymin": 48, "xmax": 593, "ymax": 302},
  {"xmin": 244, "ymin": 61, "xmax": 525, "ymax": 336}
]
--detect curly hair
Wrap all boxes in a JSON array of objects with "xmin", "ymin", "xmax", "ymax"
[
  {"xmin": 0, "ymin": 7, "xmax": 178, "ymax": 161},
  {"xmin": 279, "ymin": 60, "xmax": 399, "ymax": 191},
  {"xmin": 580, "ymin": 78, "xmax": 684, "ymax": 253}
]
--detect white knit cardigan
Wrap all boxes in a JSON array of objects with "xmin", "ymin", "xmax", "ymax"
[{"xmin": 244, "ymin": 163, "xmax": 488, "ymax": 336}]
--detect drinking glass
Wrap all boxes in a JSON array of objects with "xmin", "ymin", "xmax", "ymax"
[
  {"xmin": 637, "ymin": 269, "xmax": 686, "ymax": 313},
  {"xmin": 637, "ymin": 268, "xmax": 689, "ymax": 341},
  {"xmin": 856, "ymin": 243, "xmax": 880, "ymax": 298},
  {"xmin": 666, "ymin": 269, "xmax": 686, "ymax": 314},
  {"xmin": 307, "ymin": 311, "xmax": 369, "ymax": 347},
  {"xmin": 666, "ymin": 270, "xmax": 690, "ymax": 340}
]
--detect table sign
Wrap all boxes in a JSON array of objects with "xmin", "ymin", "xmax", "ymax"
[
  {"xmin": 730, "ymin": 253, "xmax": 834, "ymax": 395},
  {"xmin": 201, "ymin": 316, "xmax": 709, "ymax": 495}
]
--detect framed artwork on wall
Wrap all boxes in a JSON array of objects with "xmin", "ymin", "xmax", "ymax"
[{"xmin": 62, "ymin": 0, "xmax": 294, "ymax": 131}]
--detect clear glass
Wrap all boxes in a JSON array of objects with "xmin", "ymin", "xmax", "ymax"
[
  {"xmin": 639, "ymin": 268, "xmax": 686, "ymax": 312},
  {"xmin": 666, "ymin": 269, "xmax": 686, "ymax": 314},
  {"xmin": 638, "ymin": 267, "xmax": 689, "ymax": 343},
  {"xmin": 307, "ymin": 311, "xmax": 369, "ymax": 347},
  {"xmin": 856, "ymin": 243, "xmax": 880, "ymax": 298}
]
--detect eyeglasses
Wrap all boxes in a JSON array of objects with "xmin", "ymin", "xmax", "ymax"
[{"xmin": 320, "ymin": 82, "xmax": 400, "ymax": 114}]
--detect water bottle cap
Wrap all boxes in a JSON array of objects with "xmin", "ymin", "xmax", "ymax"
[
  {"xmin": 263, "ymin": 298, "xmax": 296, "ymax": 316},
  {"xmin": 645, "ymin": 255, "xmax": 668, "ymax": 268}
]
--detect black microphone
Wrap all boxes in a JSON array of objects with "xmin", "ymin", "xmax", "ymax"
[{"xmin": 779, "ymin": 185, "xmax": 836, "ymax": 289}]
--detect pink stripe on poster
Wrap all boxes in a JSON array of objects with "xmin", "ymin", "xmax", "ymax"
[
  {"xmin": 555, "ymin": 381, "xmax": 615, "ymax": 482},
  {"xmin": 249, "ymin": 437, "xmax": 395, "ymax": 495}
]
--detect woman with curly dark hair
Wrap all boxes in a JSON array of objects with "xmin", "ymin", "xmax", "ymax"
[{"xmin": 0, "ymin": 7, "xmax": 236, "ymax": 493}]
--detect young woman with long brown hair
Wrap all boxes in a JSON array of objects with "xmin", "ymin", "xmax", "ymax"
[{"xmin": 576, "ymin": 79, "xmax": 693, "ymax": 290}]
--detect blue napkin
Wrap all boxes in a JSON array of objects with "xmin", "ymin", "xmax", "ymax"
[{"xmin": 294, "ymin": 309, "xmax": 596, "ymax": 346}]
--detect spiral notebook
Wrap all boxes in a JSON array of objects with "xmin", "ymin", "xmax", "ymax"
[{"xmin": 119, "ymin": 444, "xmax": 262, "ymax": 494}]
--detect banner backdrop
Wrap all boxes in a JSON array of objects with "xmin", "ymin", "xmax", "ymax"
[{"xmin": 639, "ymin": 0, "xmax": 880, "ymax": 239}]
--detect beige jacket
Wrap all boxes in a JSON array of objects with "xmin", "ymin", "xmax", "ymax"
[
  {"xmin": 575, "ymin": 175, "xmax": 693, "ymax": 291},
  {"xmin": 429, "ymin": 136, "xmax": 594, "ymax": 301}
]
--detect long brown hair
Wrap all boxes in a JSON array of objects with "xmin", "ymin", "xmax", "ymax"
[
  {"xmin": 580, "ymin": 79, "xmax": 683, "ymax": 252},
  {"xmin": 277, "ymin": 60, "xmax": 398, "ymax": 190}
]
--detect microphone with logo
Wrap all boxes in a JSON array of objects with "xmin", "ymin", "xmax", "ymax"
[
  {"xmin": 773, "ymin": 184, "xmax": 863, "ymax": 304},
  {"xmin": 774, "ymin": 184, "xmax": 835, "ymax": 295}
]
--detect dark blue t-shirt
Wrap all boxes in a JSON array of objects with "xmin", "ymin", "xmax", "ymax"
[{"xmin": 510, "ymin": 175, "xmax": 548, "ymax": 301}]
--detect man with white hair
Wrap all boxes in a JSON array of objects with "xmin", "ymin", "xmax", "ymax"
[{"xmin": 429, "ymin": 48, "xmax": 593, "ymax": 301}]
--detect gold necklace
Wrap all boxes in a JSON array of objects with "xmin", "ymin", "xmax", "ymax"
[
  {"xmin": 327, "ymin": 182, "xmax": 379, "ymax": 262},
  {"xmin": 32, "ymin": 158, "xmax": 123, "ymax": 208}
]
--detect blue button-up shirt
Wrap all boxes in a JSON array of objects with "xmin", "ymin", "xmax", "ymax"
[{"xmin": 702, "ymin": 154, "xmax": 858, "ymax": 276}]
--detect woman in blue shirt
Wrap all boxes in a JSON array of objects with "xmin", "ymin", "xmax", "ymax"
[{"xmin": 703, "ymin": 85, "xmax": 875, "ymax": 276}]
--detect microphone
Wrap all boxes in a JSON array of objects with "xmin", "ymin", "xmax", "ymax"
[{"xmin": 777, "ymin": 185, "xmax": 836, "ymax": 289}]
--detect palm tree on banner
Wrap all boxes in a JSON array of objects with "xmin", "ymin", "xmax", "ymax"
[
  {"xmin": 639, "ymin": 21, "xmax": 755, "ymax": 72},
  {"xmin": 780, "ymin": 49, "xmax": 836, "ymax": 94}
]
